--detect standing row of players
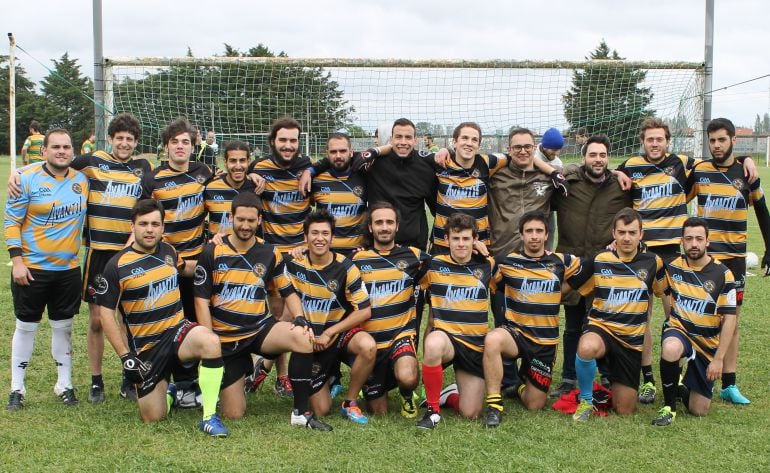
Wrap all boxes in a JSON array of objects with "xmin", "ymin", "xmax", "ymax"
[{"xmin": 5, "ymin": 113, "xmax": 769, "ymax": 436}]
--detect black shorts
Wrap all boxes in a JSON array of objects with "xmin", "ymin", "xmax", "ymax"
[
  {"xmin": 12, "ymin": 268, "xmax": 81, "ymax": 323},
  {"xmin": 438, "ymin": 330, "xmax": 484, "ymax": 379},
  {"xmin": 363, "ymin": 335, "xmax": 417, "ymax": 400},
  {"xmin": 220, "ymin": 318, "xmax": 279, "ymax": 389},
  {"xmin": 309, "ymin": 328, "xmax": 362, "ymax": 394},
  {"xmin": 502, "ymin": 325, "xmax": 556, "ymax": 393},
  {"xmin": 662, "ymin": 328, "xmax": 714, "ymax": 399},
  {"xmin": 647, "ymin": 243, "xmax": 680, "ymax": 265},
  {"xmin": 136, "ymin": 320, "xmax": 197, "ymax": 398},
  {"xmin": 82, "ymin": 248, "xmax": 119, "ymax": 303},
  {"xmin": 584, "ymin": 324, "xmax": 641, "ymax": 390},
  {"xmin": 721, "ymin": 257, "xmax": 746, "ymax": 306}
]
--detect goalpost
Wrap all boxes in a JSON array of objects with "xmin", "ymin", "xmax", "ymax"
[{"xmin": 102, "ymin": 57, "xmax": 705, "ymax": 159}]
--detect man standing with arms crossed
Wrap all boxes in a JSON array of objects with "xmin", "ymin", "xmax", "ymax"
[
  {"xmin": 686, "ymin": 117, "xmax": 770, "ymax": 405},
  {"xmin": 5, "ymin": 128, "xmax": 88, "ymax": 410}
]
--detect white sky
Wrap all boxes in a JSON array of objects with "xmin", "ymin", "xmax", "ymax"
[{"xmin": 3, "ymin": 0, "xmax": 769, "ymax": 127}]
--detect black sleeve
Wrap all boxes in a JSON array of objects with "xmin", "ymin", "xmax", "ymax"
[
  {"xmin": 140, "ymin": 170, "xmax": 154, "ymax": 199},
  {"xmin": 193, "ymin": 244, "xmax": 216, "ymax": 299},
  {"xmin": 94, "ymin": 256, "xmax": 122, "ymax": 310},
  {"xmin": 753, "ymin": 197, "xmax": 770, "ymax": 252},
  {"xmin": 71, "ymin": 154, "xmax": 90, "ymax": 171}
]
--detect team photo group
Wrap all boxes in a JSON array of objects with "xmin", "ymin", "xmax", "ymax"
[{"xmin": 6, "ymin": 110, "xmax": 769, "ymax": 437}]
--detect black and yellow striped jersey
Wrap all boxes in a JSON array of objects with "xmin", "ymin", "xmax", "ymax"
[
  {"xmin": 495, "ymin": 251, "xmax": 585, "ymax": 346},
  {"xmin": 72, "ymin": 151, "xmax": 153, "ymax": 251},
  {"xmin": 432, "ymin": 153, "xmax": 508, "ymax": 249},
  {"xmin": 665, "ymin": 256, "xmax": 736, "ymax": 361},
  {"xmin": 141, "ymin": 162, "xmax": 212, "ymax": 259},
  {"xmin": 284, "ymin": 252, "xmax": 370, "ymax": 344},
  {"xmin": 352, "ymin": 245, "xmax": 430, "ymax": 350},
  {"xmin": 203, "ymin": 176, "xmax": 256, "ymax": 237},
  {"xmin": 687, "ymin": 160, "xmax": 764, "ymax": 259},
  {"xmin": 193, "ymin": 237, "xmax": 294, "ymax": 343},
  {"xmin": 617, "ymin": 154, "xmax": 694, "ymax": 247},
  {"xmin": 420, "ymin": 254, "xmax": 496, "ymax": 353},
  {"xmin": 95, "ymin": 242, "xmax": 185, "ymax": 355},
  {"xmin": 249, "ymin": 156, "xmax": 311, "ymax": 253},
  {"xmin": 578, "ymin": 250, "xmax": 666, "ymax": 351},
  {"xmin": 311, "ymin": 169, "xmax": 367, "ymax": 252}
]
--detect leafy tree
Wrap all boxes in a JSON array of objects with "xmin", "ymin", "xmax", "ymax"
[
  {"xmin": 39, "ymin": 53, "xmax": 94, "ymax": 148},
  {"xmin": 114, "ymin": 44, "xmax": 352, "ymax": 154},
  {"xmin": 0, "ymin": 56, "xmax": 46, "ymax": 155},
  {"xmin": 755, "ymin": 114, "xmax": 762, "ymax": 134},
  {"xmin": 563, "ymin": 40, "xmax": 654, "ymax": 154}
]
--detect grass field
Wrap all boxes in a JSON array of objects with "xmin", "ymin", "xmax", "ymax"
[{"xmin": 0, "ymin": 155, "xmax": 769, "ymax": 472}]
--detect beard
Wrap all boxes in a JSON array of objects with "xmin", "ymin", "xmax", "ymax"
[
  {"xmin": 584, "ymin": 163, "xmax": 606, "ymax": 179},
  {"xmin": 711, "ymin": 144, "xmax": 733, "ymax": 164}
]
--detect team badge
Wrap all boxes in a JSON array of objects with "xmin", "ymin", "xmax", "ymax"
[
  {"xmin": 663, "ymin": 166, "xmax": 674, "ymax": 176},
  {"xmin": 732, "ymin": 178, "xmax": 744, "ymax": 190},
  {"xmin": 327, "ymin": 280, "xmax": 339, "ymax": 291},
  {"xmin": 311, "ymin": 362, "xmax": 322, "ymax": 376},
  {"xmin": 471, "ymin": 169, "xmax": 480, "ymax": 178},
  {"xmin": 473, "ymin": 269, "xmax": 484, "ymax": 280},
  {"xmin": 92, "ymin": 274, "xmax": 108, "ymax": 295},
  {"xmin": 193, "ymin": 266, "xmax": 207, "ymax": 286},
  {"xmin": 197, "ymin": 176, "xmax": 207, "ymax": 184},
  {"xmin": 72, "ymin": 183, "xmax": 83, "ymax": 194},
  {"xmin": 165, "ymin": 255, "xmax": 175, "ymax": 267},
  {"xmin": 353, "ymin": 186, "xmax": 364, "ymax": 197},
  {"xmin": 636, "ymin": 269, "xmax": 649, "ymax": 281},
  {"xmin": 703, "ymin": 280, "xmax": 715, "ymax": 292},
  {"xmin": 132, "ymin": 168, "xmax": 143, "ymax": 177},
  {"xmin": 396, "ymin": 260, "xmax": 408, "ymax": 271},
  {"xmin": 254, "ymin": 263, "xmax": 266, "ymax": 277},
  {"xmin": 533, "ymin": 182, "xmax": 548, "ymax": 196},
  {"xmin": 546, "ymin": 263, "xmax": 556, "ymax": 272}
]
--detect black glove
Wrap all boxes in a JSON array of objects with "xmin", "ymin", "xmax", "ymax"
[
  {"xmin": 550, "ymin": 171, "xmax": 568, "ymax": 197},
  {"xmin": 292, "ymin": 316, "xmax": 311, "ymax": 329},
  {"xmin": 120, "ymin": 351, "xmax": 151, "ymax": 384},
  {"xmin": 762, "ymin": 252, "xmax": 770, "ymax": 276}
]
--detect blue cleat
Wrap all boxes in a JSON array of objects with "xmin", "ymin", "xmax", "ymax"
[
  {"xmin": 200, "ymin": 414, "xmax": 229, "ymax": 437},
  {"xmin": 720, "ymin": 385, "xmax": 750, "ymax": 405},
  {"xmin": 341, "ymin": 401, "xmax": 369, "ymax": 424}
]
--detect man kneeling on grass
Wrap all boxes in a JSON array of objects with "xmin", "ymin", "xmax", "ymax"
[{"xmin": 96, "ymin": 199, "xmax": 229, "ymax": 437}]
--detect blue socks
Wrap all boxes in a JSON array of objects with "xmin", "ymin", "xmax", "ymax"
[{"xmin": 575, "ymin": 355, "xmax": 597, "ymax": 402}]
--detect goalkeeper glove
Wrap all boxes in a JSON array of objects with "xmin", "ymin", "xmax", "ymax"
[
  {"xmin": 550, "ymin": 171, "xmax": 568, "ymax": 197},
  {"xmin": 121, "ymin": 351, "xmax": 151, "ymax": 384}
]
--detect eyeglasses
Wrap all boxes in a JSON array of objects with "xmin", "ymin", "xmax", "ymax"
[{"xmin": 510, "ymin": 144, "xmax": 534, "ymax": 152}]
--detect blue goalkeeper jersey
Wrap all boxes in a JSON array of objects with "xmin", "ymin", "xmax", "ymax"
[{"xmin": 4, "ymin": 163, "xmax": 88, "ymax": 271}]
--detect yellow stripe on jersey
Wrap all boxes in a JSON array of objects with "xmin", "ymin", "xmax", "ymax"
[
  {"xmin": 285, "ymin": 252, "xmax": 370, "ymax": 344},
  {"xmin": 203, "ymin": 176, "xmax": 256, "ymax": 236},
  {"xmin": 353, "ymin": 245, "xmax": 429, "ymax": 349},
  {"xmin": 420, "ymin": 254, "xmax": 495, "ymax": 352},
  {"xmin": 432, "ymin": 153, "xmax": 508, "ymax": 249},
  {"xmin": 666, "ymin": 256, "xmax": 736, "ymax": 361},
  {"xmin": 619, "ymin": 154, "xmax": 692, "ymax": 247},
  {"xmin": 250, "ymin": 156, "xmax": 311, "ymax": 250},
  {"xmin": 194, "ymin": 238, "xmax": 293, "ymax": 343},
  {"xmin": 142, "ymin": 162, "xmax": 211, "ymax": 258},
  {"xmin": 311, "ymin": 170, "xmax": 367, "ymax": 252},
  {"xmin": 579, "ymin": 250, "xmax": 666, "ymax": 351},
  {"xmin": 688, "ymin": 160, "xmax": 763, "ymax": 259},
  {"xmin": 95, "ymin": 242, "xmax": 185, "ymax": 354},
  {"xmin": 24, "ymin": 133, "xmax": 45, "ymax": 161},
  {"xmin": 496, "ymin": 252, "xmax": 583, "ymax": 345}
]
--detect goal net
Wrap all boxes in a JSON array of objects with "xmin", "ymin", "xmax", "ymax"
[{"xmin": 103, "ymin": 57, "xmax": 705, "ymax": 159}]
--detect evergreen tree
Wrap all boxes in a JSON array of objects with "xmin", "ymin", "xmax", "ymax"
[
  {"xmin": 563, "ymin": 40, "xmax": 654, "ymax": 154},
  {"xmin": 39, "ymin": 53, "xmax": 94, "ymax": 148},
  {"xmin": 0, "ymin": 56, "xmax": 46, "ymax": 155}
]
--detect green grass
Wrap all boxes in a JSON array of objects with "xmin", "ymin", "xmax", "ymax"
[{"xmin": 1, "ymin": 156, "xmax": 769, "ymax": 472}]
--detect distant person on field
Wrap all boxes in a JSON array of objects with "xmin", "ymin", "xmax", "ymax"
[
  {"xmin": 81, "ymin": 131, "xmax": 96, "ymax": 154},
  {"xmin": 21, "ymin": 121, "xmax": 45, "ymax": 165}
]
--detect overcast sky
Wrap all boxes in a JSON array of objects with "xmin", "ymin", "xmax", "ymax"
[{"xmin": 4, "ymin": 0, "xmax": 769, "ymax": 127}]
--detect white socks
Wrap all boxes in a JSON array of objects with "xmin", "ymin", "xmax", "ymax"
[
  {"xmin": 11, "ymin": 320, "xmax": 39, "ymax": 394},
  {"xmin": 50, "ymin": 318, "xmax": 74, "ymax": 392}
]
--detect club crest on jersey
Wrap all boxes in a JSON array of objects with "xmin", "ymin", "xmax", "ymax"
[
  {"xmin": 193, "ymin": 265, "xmax": 207, "ymax": 286},
  {"xmin": 165, "ymin": 255, "xmax": 175, "ymax": 267},
  {"xmin": 473, "ymin": 269, "xmax": 484, "ymax": 280},
  {"xmin": 327, "ymin": 279, "xmax": 339, "ymax": 291},
  {"xmin": 72, "ymin": 183, "xmax": 83, "ymax": 194},
  {"xmin": 703, "ymin": 280, "xmax": 715, "ymax": 292},
  {"xmin": 353, "ymin": 186, "xmax": 364, "ymax": 197},
  {"xmin": 471, "ymin": 169, "xmax": 480, "ymax": 178},
  {"xmin": 197, "ymin": 176, "xmax": 207, "ymax": 184},
  {"xmin": 546, "ymin": 263, "xmax": 556, "ymax": 272},
  {"xmin": 663, "ymin": 166, "xmax": 674, "ymax": 176},
  {"xmin": 132, "ymin": 168, "xmax": 143, "ymax": 177},
  {"xmin": 311, "ymin": 362, "xmax": 322, "ymax": 376},
  {"xmin": 636, "ymin": 269, "xmax": 649, "ymax": 281},
  {"xmin": 254, "ymin": 263, "xmax": 266, "ymax": 277},
  {"xmin": 396, "ymin": 260, "xmax": 408, "ymax": 271},
  {"xmin": 732, "ymin": 179, "xmax": 744, "ymax": 190}
]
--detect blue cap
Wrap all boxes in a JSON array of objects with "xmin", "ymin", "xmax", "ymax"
[{"xmin": 541, "ymin": 128, "xmax": 564, "ymax": 150}]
